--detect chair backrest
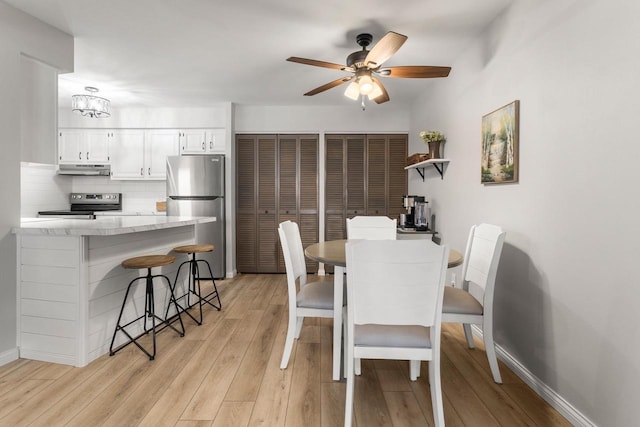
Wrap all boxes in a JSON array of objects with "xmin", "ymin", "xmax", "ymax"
[
  {"xmin": 346, "ymin": 239, "xmax": 448, "ymax": 327},
  {"xmin": 461, "ymin": 223, "xmax": 506, "ymax": 306},
  {"xmin": 278, "ymin": 220, "xmax": 308, "ymax": 288},
  {"xmin": 346, "ymin": 216, "xmax": 397, "ymax": 240}
]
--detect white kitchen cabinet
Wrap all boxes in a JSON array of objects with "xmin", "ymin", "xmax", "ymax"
[
  {"xmin": 58, "ymin": 129, "xmax": 111, "ymax": 164},
  {"xmin": 109, "ymin": 129, "xmax": 179, "ymax": 180},
  {"xmin": 146, "ymin": 129, "xmax": 180, "ymax": 179},
  {"xmin": 179, "ymin": 128, "xmax": 226, "ymax": 154},
  {"xmin": 109, "ymin": 130, "xmax": 145, "ymax": 179}
]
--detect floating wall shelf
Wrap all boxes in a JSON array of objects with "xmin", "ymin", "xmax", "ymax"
[{"xmin": 405, "ymin": 158, "xmax": 451, "ymax": 180}]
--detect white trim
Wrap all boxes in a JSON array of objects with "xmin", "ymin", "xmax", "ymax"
[
  {"xmin": 0, "ymin": 348, "xmax": 19, "ymax": 367},
  {"xmin": 470, "ymin": 325, "xmax": 596, "ymax": 427},
  {"xmin": 18, "ymin": 349, "xmax": 76, "ymax": 366}
]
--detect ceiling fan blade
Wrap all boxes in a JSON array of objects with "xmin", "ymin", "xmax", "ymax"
[
  {"xmin": 364, "ymin": 31, "xmax": 408, "ymax": 68},
  {"xmin": 379, "ymin": 65, "xmax": 451, "ymax": 78},
  {"xmin": 304, "ymin": 76, "xmax": 353, "ymax": 96},
  {"xmin": 287, "ymin": 57, "xmax": 353, "ymax": 72},
  {"xmin": 371, "ymin": 77, "xmax": 390, "ymax": 104}
]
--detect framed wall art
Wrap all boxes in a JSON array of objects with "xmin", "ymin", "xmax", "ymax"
[{"xmin": 481, "ymin": 100, "xmax": 519, "ymax": 184}]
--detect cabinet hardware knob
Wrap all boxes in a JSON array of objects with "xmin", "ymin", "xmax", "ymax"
[
  {"xmin": 210, "ymin": 141, "xmax": 213, "ymax": 150},
  {"xmin": 148, "ymin": 168, "xmax": 151, "ymax": 176},
  {"xmin": 87, "ymin": 152, "xmax": 90, "ymax": 160},
  {"xmin": 140, "ymin": 168, "xmax": 143, "ymax": 176},
  {"xmin": 79, "ymin": 152, "xmax": 82, "ymax": 160},
  {"xmin": 202, "ymin": 142, "xmax": 205, "ymax": 150}
]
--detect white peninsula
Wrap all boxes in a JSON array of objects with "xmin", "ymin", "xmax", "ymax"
[{"xmin": 12, "ymin": 215, "xmax": 215, "ymax": 366}]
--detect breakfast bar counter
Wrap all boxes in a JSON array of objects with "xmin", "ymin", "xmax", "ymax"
[{"xmin": 12, "ymin": 216, "xmax": 216, "ymax": 366}]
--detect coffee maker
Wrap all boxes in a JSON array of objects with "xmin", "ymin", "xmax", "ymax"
[{"xmin": 400, "ymin": 195, "xmax": 427, "ymax": 229}]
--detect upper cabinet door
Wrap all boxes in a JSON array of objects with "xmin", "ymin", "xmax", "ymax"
[
  {"xmin": 58, "ymin": 129, "xmax": 110, "ymax": 164},
  {"xmin": 110, "ymin": 130, "xmax": 145, "ymax": 179},
  {"xmin": 146, "ymin": 129, "xmax": 180, "ymax": 179},
  {"xmin": 84, "ymin": 130, "xmax": 110, "ymax": 163},
  {"xmin": 180, "ymin": 130, "xmax": 206, "ymax": 154},
  {"xmin": 58, "ymin": 129, "xmax": 84, "ymax": 163},
  {"xmin": 206, "ymin": 129, "xmax": 226, "ymax": 153}
]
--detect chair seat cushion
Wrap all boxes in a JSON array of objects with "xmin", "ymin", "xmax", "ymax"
[
  {"xmin": 443, "ymin": 286, "xmax": 483, "ymax": 315},
  {"xmin": 354, "ymin": 324, "xmax": 432, "ymax": 348},
  {"xmin": 297, "ymin": 281, "xmax": 334, "ymax": 309}
]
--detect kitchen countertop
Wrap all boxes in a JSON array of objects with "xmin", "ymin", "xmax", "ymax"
[{"xmin": 13, "ymin": 215, "xmax": 215, "ymax": 236}]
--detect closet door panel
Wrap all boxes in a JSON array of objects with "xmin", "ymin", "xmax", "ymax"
[
  {"xmin": 299, "ymin": 136, "xmax": 318, "ymax": 213},
  {"xmin": 388, "ymin": 135, "xmax": 408, "ymax": 218},
  {"xmin": 366, "ymin": 136, "xmax": 387, "ymax": 215},
  {"xmin": 278, "ymin": 136, "xmax": 297, "ymax": 214},
  {"xmin": 346, "ymin": 135, "xmax": 365, "ymax": 216},
  {"xmin": 325, "ymin": 136, "xmax": 346, "ymax": 241},
  {"xmin": 235, "ymin": 135, "xmax": 257, "ymax": 272}
]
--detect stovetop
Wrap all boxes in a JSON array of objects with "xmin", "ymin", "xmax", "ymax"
[{"xmin": 38, "ymin": 193, "xmax": 122, "ymax": 219}]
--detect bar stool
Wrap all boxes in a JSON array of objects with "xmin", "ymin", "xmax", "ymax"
[
  {"xmin": 170, "ymin": 244, "xmax": 222, "ymax": 325},
  {"xmin": 110, "ymin": 254, "xmax": 185, "ymax": 361}
]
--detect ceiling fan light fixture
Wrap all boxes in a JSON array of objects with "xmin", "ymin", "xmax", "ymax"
[
  {"xmin": 368, "ymin": 82, "xmax": 384, "ymax": 100},
  {"xmin": 358, "ymin": 75, "xmax": 374, "ymax": 95},
  {"xmin": 71, "ymin": 86, "xmax": 111, "ymax": 118},
  {"xmin": 344, "ymin": 81, "xmax": 360, "ymax": 100}
]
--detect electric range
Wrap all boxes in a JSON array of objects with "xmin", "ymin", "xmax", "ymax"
[{"xmin": 38, "ymin": 193, "xmax": 122, "ymax": 219}]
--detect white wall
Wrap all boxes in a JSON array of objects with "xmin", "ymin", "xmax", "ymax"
[
  {"xmin": 58, "ymin": 106, "xmax": 228, "ymax": 128},
  {"xmin": 0, "ymin": 1, "xmax": 73, "ymax": 363},
  {"xmin": 409, "ymin": 0, "xmax": 640, "ymax": 425}
]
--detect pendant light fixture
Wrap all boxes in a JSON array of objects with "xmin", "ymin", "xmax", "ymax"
[{"xmin": 71, "ymin": 86, "xmax": 111, "ymax": 118}]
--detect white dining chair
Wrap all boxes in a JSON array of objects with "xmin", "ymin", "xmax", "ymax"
[
  {"xmin": 278, "ymin": 220, "xmax": 339, "ymax": 370},
  {"xmin": 344, "ymin": 239, "xmax": 448, "ymax": 427},
  {"xmin": 345, "ymin": 215, "xmax": 397, "ymax": 376},
  {"xmin": 441, "ymin": 223, "xmax": 506, "ymax": 383},
  {"xmin": 346, "ymin": 215, "xmax": 397, "ymax": 240}
]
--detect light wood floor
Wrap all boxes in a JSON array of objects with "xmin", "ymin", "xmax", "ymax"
[{"xmin": 0, "ymin": 274, "xmax": 571, "ymax": 426}]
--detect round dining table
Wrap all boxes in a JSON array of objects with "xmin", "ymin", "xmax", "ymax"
[{"xmin": 304, "ymin": 239, "xmax": 463, "ymax": 380}]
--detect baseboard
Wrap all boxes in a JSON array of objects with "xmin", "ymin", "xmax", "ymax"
[
  {"xmin": 0, "ymin": 347, "xmax": 19, "ymax": 367},
  {"xmin": 470, "ymin": 325, "xmax": 596, "ymax": 427}
]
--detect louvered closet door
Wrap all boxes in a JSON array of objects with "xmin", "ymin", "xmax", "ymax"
[
  {"xmin": 299, "ymin": 136, "xmax": 319, "ymax": 273},
  {"xmin": 387, "ymin": 134, "xmax": 408, "ymax": 219},
  {"xmin": 257, "ymin": 136, "xmax": 278, "ymax": 273},
  {"xmin": 366, "ymin": 135, "xmax": 387, "ymax": 215},
  {"xmin": 325, "ymin": 135, "xmax": 346, "ymax": 243},
  {"xmin": 236, "ymin": 135, "xmax": 257, "ymax": 272},
  {"xmin": 346, "ymin": 135, "xmax": 366, "ymax": 218},
  {"xmin": 277, "ymin": 136, "xmax": 298, "ymax": 273}
]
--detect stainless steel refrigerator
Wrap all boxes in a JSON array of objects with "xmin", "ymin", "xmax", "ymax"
[{"xmin": 166, "ymin": 155, "xmax": 225, "ymax": 278}]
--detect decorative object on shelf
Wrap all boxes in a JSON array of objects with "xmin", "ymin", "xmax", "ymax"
[
  {"xmin": 420, "ymin": 130, "xmax": 446, "ymax": 159},
  {"xmin": 406, "ymin": 152, "xmax": 430, "ymax": 166},
  {"xmin": 481, "ymin": 100, "xmax": 519, "ymax": 184},
  {"xmin": 71, "ymin": 86, "xmax": 111, "ymax": 118}
]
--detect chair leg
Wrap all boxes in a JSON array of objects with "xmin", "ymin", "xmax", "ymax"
[
  {"xmin": 280, "ymin": 312, "xmax": 297, "ymax": 369},
  {"xmin": 294, "ymin": 316, "xmax": 304, "ymax": 338},
  {"xmin": 429, "ymin": 357, "xmax": 445, "ymax": 427},
  {"xmin": 196, "ymin": 258, "xmax": 222, "ymax": 311},
  {"xmin": 355, "ymin": 358, "xmax": 361, "ymax": 376},
  {"xmin": 410, "ymin": 360, "xmax": 421, "ymax": 381},
  {"xmin": 463, "ymin": 323, "xmax": 475, "ymax": 348},
  {"xmin": 345, "ymin": 345, "xmax": 355, "ymax": 427},
  {"xmin": 483, "ymin": 326, "xmax": 502, "ymax": 383}
]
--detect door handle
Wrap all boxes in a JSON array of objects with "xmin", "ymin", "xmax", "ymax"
[
  {"xmin": 79, "ymin": 152, "xmax": 82, "ymax": 160},
  {"xmin": 140, "ymin": 168, "xmax": 143, "ymax": 176},
  {"xmin": 209, "ymin": 140, "xmax": 213, "ymax": 150},
  {"xmin": 148, "ymin": 168, "xmax": 151, "ymax": 176},
  {"xmin": 202, "ymin": 142, "xmax": 205, "ymax": 150},
  {"xmin": 87, "ymin": 152, "xmax": 90, "ymax": 160}
]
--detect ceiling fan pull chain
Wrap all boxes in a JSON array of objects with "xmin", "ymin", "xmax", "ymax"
[{"xmin": 361, "ymin": 95, "xmax": 366, "ymax": 111}]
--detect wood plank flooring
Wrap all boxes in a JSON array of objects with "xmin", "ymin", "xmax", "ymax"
[{"xmin": 0, "ymin": 274, "xmax": 571, "ymax": 426}]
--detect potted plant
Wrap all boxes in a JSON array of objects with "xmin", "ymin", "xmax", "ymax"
[{"xmin": 419, "ymin": 130, "xmax": 446, "ymax": 159}]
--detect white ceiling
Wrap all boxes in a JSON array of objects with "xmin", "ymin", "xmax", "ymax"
[{"xmin": 6, "ymin": 0, "xmax": 512, "ymax": 109}]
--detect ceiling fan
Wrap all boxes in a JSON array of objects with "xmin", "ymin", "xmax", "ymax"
[{"xmin": 287, "ymin": 31, "xmax": 451, "ymax": 105}]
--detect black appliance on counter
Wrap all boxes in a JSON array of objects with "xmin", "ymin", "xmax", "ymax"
[
  {"xmin": 38, "ymin": 193, "xmax": 122, "ymax": 219},
  {"xmin": 399, "ymin": 195, "xmax": 429, "ymax": 230}
]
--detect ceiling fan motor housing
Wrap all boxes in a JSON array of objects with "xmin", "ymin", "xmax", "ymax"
[{"xmin": 347, "ymin": 33, "xmax": 374, "ymax": 69}]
